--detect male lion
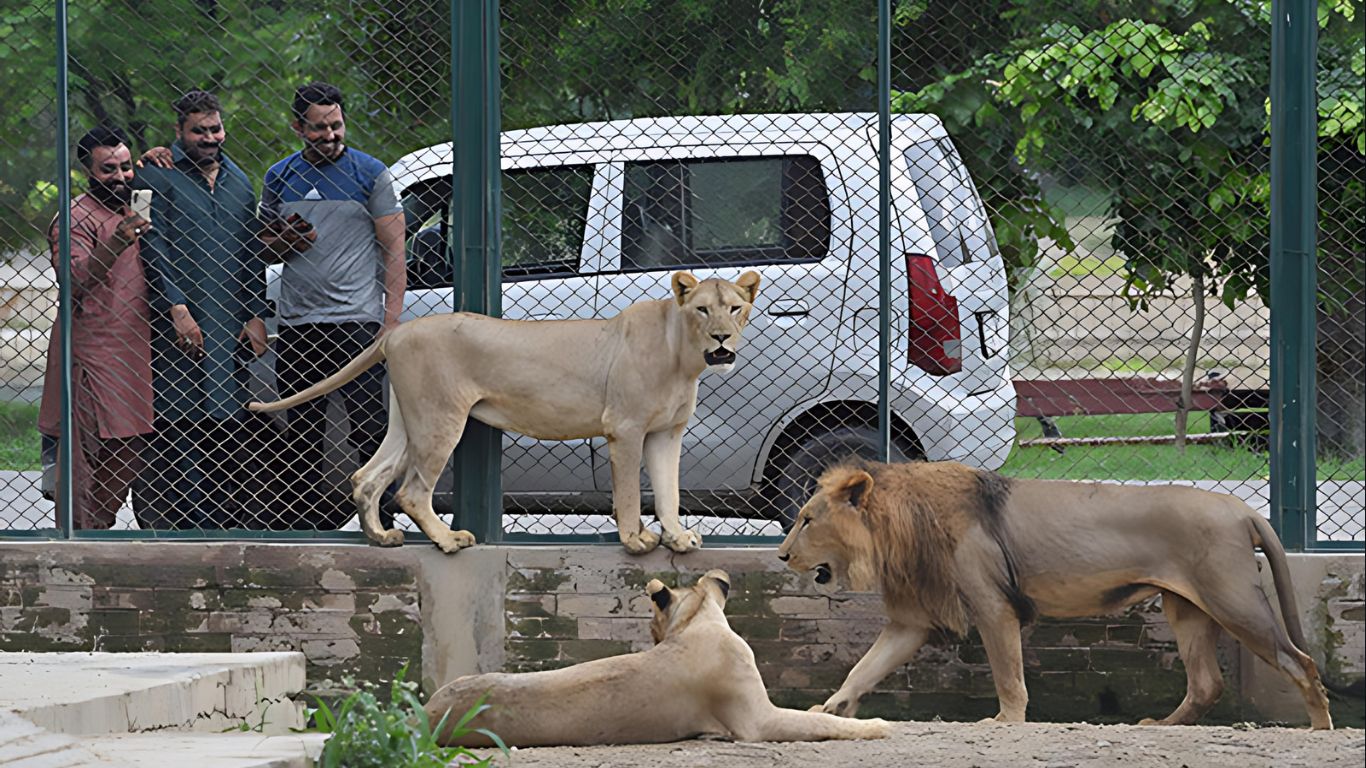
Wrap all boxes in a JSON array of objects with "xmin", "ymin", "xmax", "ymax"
[
  {"xmin": 248, "ymin": 271, "xmax": 760, "ymax": 555},
  {"xmin": 424, "ymin": 569, "xmax": 891, "ymax": 747},
  {"xmin": 777, "ymin": 460, "xmax": 1333, "ymax": 729}
]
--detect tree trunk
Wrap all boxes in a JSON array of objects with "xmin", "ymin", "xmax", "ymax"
[
  {"xmin": 1316, "ymin": 283, "xmax": 1365, "ymax": 460},
  {"xmin": 1175, "ymin": 273, "xmax": 1206, "ymax": 454}
]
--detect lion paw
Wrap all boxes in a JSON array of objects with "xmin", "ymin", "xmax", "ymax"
[
  {"xmin": 621, "ymin": 529, "xmax": 661, "ymax": 555},
  {"xmin": 661, "ymin": 528, "xmax": 702, "ymax": 553},
  {"xmin": 371, "ymin": 529, "xmax": 405, "ymax": 548},
  {"xmin": 434, "ymin": 529, "xmax": 477, "ymax": 554},
  {"xmin": 862, "ymin": 718, "xmax": 892, "ymax": 739},
  {"xmin": 1137, "ymin": 717, "xmax": 1162, "ymax": 726},
  {"xmin": 819, "ymin": 695, "xmax": 859, "ymax": 718}
]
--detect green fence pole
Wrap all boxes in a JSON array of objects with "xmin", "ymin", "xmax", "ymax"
[
  {"xmin": 449, "ymin": 0, "xmax": 504, "ymax": 543},
  {"xmin": 876, "ymin": 0, "xmax": 892, "ymax": 461},
  {"xmin": 1268, "ymin": 0, "xmax": 1317, "ymax": 551},
  {"xmin": 55, "ymin": 0, "xmax": 73, "ymax": 538}
]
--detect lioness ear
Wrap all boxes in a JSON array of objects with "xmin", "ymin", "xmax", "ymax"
[
  {"xmin": 735, "ymin": 271, "xmax": 761, "ymax": 303},
  {"xmin": 839, "ymin": 470, "xmax": 874, "ymax": 508},
  {"xmin": 648, "ymin": 579, "xmax": 672, "ymax": 612},
  {"xmin": 706, "ymin": 570, "xmax": 731, "ymax": 600},
  {"xmin": 672, "ymin": 272, "xmax": 699, "ymax": 305},
  {"xmin": 717, "ymin": 579, "xmax": 730, "ymax": 599}
]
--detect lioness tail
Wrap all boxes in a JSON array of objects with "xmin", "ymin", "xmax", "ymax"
[
  {"xmin": 1250, "ymin": 513, "xmax": 1309, "ymax": 651},
  {"xmin": 246, "ymin": 338, "xmax": 387, "ymax": 414}
]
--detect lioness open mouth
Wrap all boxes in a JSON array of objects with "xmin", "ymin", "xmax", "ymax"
[
  {"xmin": 814, "ymin": 563, "xmax": 832, "ymax": 585},
  {"xmin": 704, "ymin": 348, "xmax": 737, "ymax": 366}
]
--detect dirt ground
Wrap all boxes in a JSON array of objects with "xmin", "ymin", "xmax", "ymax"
[{"xmin": 472, "ymin": 721, "xmax": 1365, "ymax": 767}]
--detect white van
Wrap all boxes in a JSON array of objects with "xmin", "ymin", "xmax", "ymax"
[{"xmin": 272, "ymin": 113, "xmax": 1016, "ymax": 531}]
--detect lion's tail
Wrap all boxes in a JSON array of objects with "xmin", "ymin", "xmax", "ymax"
[
  {"xmin": 246, "ymin": 338, "xmax": 387, "ymax": 414},
  {"xmin": 1250, "ymin": 513, "xmax": 1309, "ymax": 651}
]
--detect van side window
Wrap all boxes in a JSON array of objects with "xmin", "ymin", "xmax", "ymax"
[
  {"xmin": 620, "ymin": 155, "xmax": 830, "ymax": 271},
  {"xmin": 502, "ymin": 165, "xmax": 594, "ymax": 280}
]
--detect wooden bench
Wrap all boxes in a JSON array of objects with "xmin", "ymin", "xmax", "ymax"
[{"xmin": 1012, "ymin": 375, "xmax": 1249, "ymax": 448}]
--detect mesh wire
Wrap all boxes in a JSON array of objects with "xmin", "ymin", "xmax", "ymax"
[{"xmin": 0, "ymin": 0, "xmax": 1360, "ymax": 543}]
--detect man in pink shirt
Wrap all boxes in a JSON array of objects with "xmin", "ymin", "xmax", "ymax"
[{"xmin": 38, "ymin": 126, "xmax": 154, "ymax": 529}]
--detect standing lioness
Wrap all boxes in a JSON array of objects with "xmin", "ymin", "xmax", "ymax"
[
  {"xmin": 777, "ymin": 460, "xmax": 1333, "ymax": 729},
  {"xmin": 424, "ymin": 570, "xmax": 891, "ymax": 747},
  {"xmin": 249, "ymin": 271, "xmax": 760, "ymax": 555}
]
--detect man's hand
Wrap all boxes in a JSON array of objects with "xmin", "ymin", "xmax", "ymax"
[
  {"xmin": 378, "ymin": 316, "xmax": 401, "ymax": 340},
  {"xmin": 170, "ymin": 304, "xmax": 205, "ymax": 360},
  {"xmin": 239, "ymin": 317, "xmax": 268, "ymax": 358},
  {"xmin": 137, "ymin": 146, "xmax": 174, "ymax": 169},
  {"xmin": 260, "ymin": 212, "xmax": 316, "ymax": 255},
  {"xmin": 109, "ymin": 212, "xmax": 152, "ymax": 251}
]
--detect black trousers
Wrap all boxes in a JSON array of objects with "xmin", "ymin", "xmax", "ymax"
[
  {"xmin": 275, "ymin": 321, "xmax": 388, "ymax": 529},
  {"xmin": 134, "ymin": 417, "xmax": 244, "ymax": 530}
]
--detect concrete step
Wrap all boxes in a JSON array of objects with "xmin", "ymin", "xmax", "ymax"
[
  {"xmin": 0, "ymin": 710, "xmax": 325, "ymax": 768},
  {"xmin": 0, "ymin": 652, "xmax": 306, "ymax": 736}
]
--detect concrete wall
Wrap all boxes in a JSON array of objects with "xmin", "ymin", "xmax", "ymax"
[{"xmin": 1, "ymin": 542, "xmax": 1360, "ymax": 726}]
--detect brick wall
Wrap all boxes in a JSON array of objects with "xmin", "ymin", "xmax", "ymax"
[
  {"xmin": 501, "ymin": 547, "xmax": 1249, "ymax": 724},
  {"xmin": 1, "ymin": 543, "xmax": 1359, "ymax": 727},
  {"xmin": 0, "ymin": 543, "xmax": 425, "ymax": 696}
]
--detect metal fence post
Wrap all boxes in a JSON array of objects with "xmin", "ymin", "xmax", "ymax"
[
  {"xmin": 450, "ymin": 0, "xmax": 504, "ymax": 543},
  {"xmin": 876, "ymin": 0, "xmax": 892, "ymax": 461},
  {"xmin": 1269, "ymin": 0, "xmax": 1318, "ymax": 551},
  {"xmin": 55, "ymin": 0, "xmax": 72, "ymax": 539}
]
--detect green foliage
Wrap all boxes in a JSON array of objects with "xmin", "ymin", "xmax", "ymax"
[
  {"xmin": 308, "ymin": 666, "xmax": 506, "ymax": 768},
  {"xmin": 0, "ymin": 400, "xmax": 42, "ymax": 472}
]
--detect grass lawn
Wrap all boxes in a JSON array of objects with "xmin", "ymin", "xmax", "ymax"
[
  {"xmin": 0, "ymin": 400, "xmax": 42, "ymax": 472},
  {"xmin": 1002, "ymin": 413, "xmax": 1366, "ymax": 481},
  {"xmin": 3, "ymin": 400, "xmax": 1361, "ymax": 482}
]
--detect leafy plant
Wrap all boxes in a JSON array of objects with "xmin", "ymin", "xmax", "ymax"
[{"xmin": 308, "ymin": 665, "xmax": 506, "ymax": 768}]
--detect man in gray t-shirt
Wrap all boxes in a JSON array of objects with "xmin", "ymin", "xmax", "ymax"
[{"xmin": 259, "ymin": 82, "xmax": 406, "ymax": 529}]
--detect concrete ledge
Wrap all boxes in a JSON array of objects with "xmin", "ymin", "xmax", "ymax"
[
  {"xmin": 0, "ymin": 652, "xmax": 305, "ymax": 736},
  {"xmin": 82, "ymin": 732, "xmax": 326, "ymax": 768}
]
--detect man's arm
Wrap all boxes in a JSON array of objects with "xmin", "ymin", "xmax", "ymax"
[
  {"xmin": 133, "ymin": 173, "xmax": 203, "ymax": 357},
  {"xmin": 375, "ymin": 211, "xmax": 407, "ymax": 334},
  {"xmin": 255, "ymin": 167, "xmax": 315, "ymax": 262}
]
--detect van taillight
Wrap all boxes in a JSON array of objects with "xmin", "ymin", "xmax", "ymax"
[{"xmin": 906, "ymin": 253, "xmax": 962, "ymax": 375}]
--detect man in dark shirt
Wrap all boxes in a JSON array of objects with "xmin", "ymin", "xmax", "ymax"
[{"xmin": 133, "ymin": 90, "xmax": 275, "ymax": 529}]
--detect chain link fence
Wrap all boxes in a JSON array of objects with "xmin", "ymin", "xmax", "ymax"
[{"xmin": 0, "ymin": 0, "xmax": 1361, "ymax": 544}]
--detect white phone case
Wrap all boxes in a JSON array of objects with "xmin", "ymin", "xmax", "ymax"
[{"xmin": 131, "ymin": 189, "xmax": 152, "ymax": 222}]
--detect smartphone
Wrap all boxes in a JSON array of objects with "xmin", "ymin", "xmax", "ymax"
[{"xmin": 131, "ymin": 189, "xmax": 152, "ymax": 222}]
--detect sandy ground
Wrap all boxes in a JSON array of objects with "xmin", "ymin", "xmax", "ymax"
[{"xmin": 469, "ymin": 721, "xmax": 1365, "ymax": 768}]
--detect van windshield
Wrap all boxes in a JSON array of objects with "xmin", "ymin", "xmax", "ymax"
[{"xmin": 903, "ymin": 138, "xmax": 997, "ymax": 267}]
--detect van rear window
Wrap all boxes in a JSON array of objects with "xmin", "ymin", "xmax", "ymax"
[
  {"xmin": 620, "ymin": 155, "xmax": 830, "ymax": 270},
  {"xmin": 903, "ymin": 138, "xmax": 997, "ymax": 267}
]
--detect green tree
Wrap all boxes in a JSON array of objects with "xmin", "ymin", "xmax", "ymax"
[{"xmin": 898, "ymin": 0, "xmax": 1364, "ymax": 458}]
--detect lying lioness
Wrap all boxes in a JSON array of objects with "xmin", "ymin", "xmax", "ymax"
[
  {"xmin": 424, "ymin": 569, "xmax": 891, "ymax": 746},
  {"xmin": 248, "ymin": 271, "xmax": 760, "ymax": 555},
  {"xmin": 777, "ymin": 460, "xmax": 1333, "ymax": 729}
]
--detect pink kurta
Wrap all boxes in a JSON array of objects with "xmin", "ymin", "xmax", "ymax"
[{"xmin": 38, "ymin": 194, "xmax": 154, "ymax": 439}]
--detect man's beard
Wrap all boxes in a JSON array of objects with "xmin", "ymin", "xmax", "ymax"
[
  {"xmin": 307, "ymin": 140, "xmax": 344, "ymax": 162},
  {"xmin": 184, "ymin": 143, "xmax": 221, "ymax": 167},
  {"xmin": 88, "ymin": 179, "xmax": 131, "ymax": 210}
]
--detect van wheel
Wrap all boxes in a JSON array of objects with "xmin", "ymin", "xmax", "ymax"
[{"xmin": 769, "ymin": 426, "xmax": 911, "ymax": 530}]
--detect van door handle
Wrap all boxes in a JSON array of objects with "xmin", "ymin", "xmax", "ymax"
[{"xmin": 767, "ymin": 300, "xmax": 810, "ymax": 317}]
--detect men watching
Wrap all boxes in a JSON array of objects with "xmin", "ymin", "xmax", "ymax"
[
  {"xmin": 131, "ymin": 89, "xmax": 281, "ymax": 529},
  {"xmin": 37, "ymin": 126, "xmax": 154, "ymax": 529},
  {"xmin": 259, "ymin": 82, "xmax": 406, "ymax": 529}
]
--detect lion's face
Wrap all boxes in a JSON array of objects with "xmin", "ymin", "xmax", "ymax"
[
  {"xmin": 671, "ymin": 271, "xmax": 762, "ymax": 373},
  {"xmin": 646, "ymin": 568, "xmax": 731, "ymax": 643},
  {"xmin": 776, "ymin": 467, "xmax": 879, "ymax": 593}
]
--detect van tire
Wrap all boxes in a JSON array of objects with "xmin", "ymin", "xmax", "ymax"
[{"xmin": 770, "ymin": 426, "xmax": 910, "ymax": 530}]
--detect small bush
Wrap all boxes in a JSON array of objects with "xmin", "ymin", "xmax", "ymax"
[{"xmin": 309, "ymin": 665, "xmax": 506, "ymax": 768}]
